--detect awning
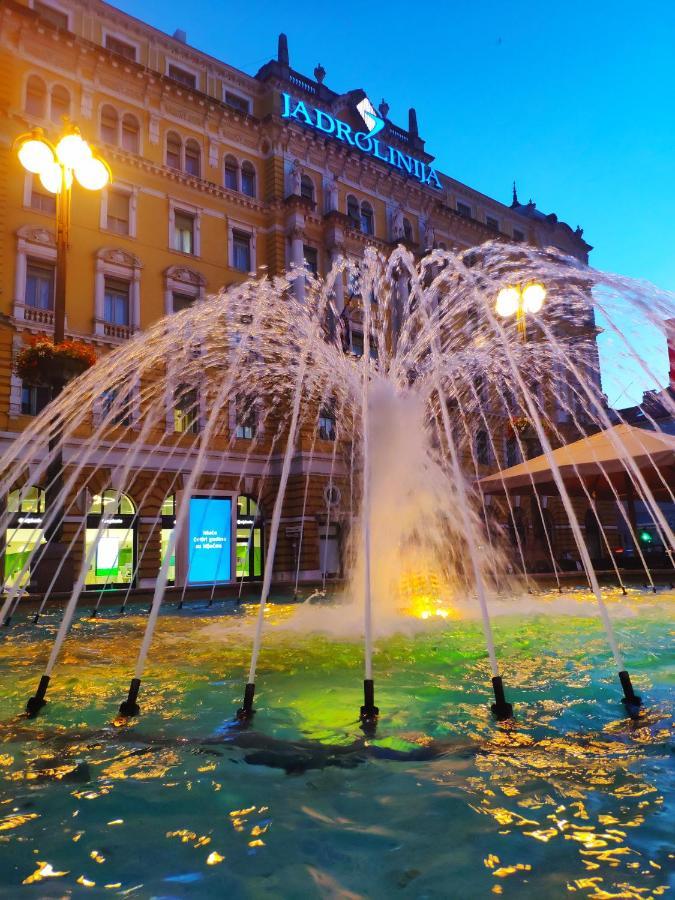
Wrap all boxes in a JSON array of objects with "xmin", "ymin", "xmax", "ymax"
[{"xmin": 479, "ymin": 423, "xmax": 675, "ymax": 500}]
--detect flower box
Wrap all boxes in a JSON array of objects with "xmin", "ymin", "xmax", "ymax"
[{"xmin": 15, "ymin": 337, "xmax": 96, "ymax": 388}]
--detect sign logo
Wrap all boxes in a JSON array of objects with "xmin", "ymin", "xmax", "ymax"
[
  {"xmin": 356, "ymin": 97, "xmax": 385, "ymax": 138},
  {"xmin": 281, "ymin": 92, "xmax": 441, "ymax": 190}
]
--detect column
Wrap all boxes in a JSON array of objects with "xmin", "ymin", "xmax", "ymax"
[{"xmin": 290, "ymin": 227, "xmax": 305, "ymax": 303}]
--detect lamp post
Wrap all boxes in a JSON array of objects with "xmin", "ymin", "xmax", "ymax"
[
  {"xmin": 14, "ymin": 126, "xmax": 110, "ymax": 598},
  {"xmin": 495, "ymin": 282, "xmax": 546, "ymax": 341}
]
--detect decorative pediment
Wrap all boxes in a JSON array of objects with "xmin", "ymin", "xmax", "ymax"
[
  {"xmin": 164, "ymin": 265, "xmax": 207, "ymax": 287},
  {"xmin": 17, "ymin": 224, "xmax": 56, "ymax": 246},
  {"xmin": 97, "ymin": 247, "xmax": 143, "ymax": 269}
]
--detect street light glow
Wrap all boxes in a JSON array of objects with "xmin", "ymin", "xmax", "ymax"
[
  {"xmin": 522, "ymin": 282, "xmax": 547, "ymax": 313},
  {"xmin": 74, "ymin": 155, "xmax": 109, "ymax": 190},
  {"xmin": 17, "ymin": 137, "xmax": 54, "ymax": 174},
  {"xmin": 55, "ymin": 132, "xmax": 92, "ymax": 170},
  {"xmin": 495, "ymin": 286, "xmax": 520, "ymax": 317},
  {"xmin": 39, "ymin": 160, "xmax": 66, "ymax": 194}
]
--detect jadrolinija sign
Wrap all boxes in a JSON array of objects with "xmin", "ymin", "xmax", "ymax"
[{"xmin": 281, "ymin": 92, "xmax": 442, "ymax": 190}]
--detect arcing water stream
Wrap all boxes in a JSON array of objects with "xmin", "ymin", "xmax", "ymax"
[{"xmin": 0, "ymin": 243, "xmax": 673, "ymax": 724}]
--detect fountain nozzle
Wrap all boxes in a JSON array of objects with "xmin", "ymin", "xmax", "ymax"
[
  {"xmin": 491, "ymin": 675, "xmax": 514, "ymax": 721},
  {"xmin": 26, "ymin": 674, "xmax": 50, "ymax": 717},
  {"xmin": 360, "ymin": 678, "xmax": 379, "ymax": 727},
  {"xmin": 236, "ymin": 682, "xmax": 256, "ymax": 723},
  {"xmin": 119, "ymin": 677, "xmax": 141, "ymax": 717},
  {"xmin": 619, "ymin": 670, "xmax": 642, "ymax": 714}
]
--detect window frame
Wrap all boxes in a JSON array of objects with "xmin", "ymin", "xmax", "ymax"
[
  {"xmin": 103, "ymin": 29, "xmax": 139, "ymax": 62},
  {"xmin": 240, "ymin": 161, "xmax": 256, "ymax": 198},
  {"xmin": 31, "ymin": 0, "xmax": 71, "ymax": 31},
  {"xmin": 224, "ymin": 90, "xmax": 251, "ymax": 114},
  {"xmin": 101, "ymin": 184, "xmax": 137, "ymax": 237},
  {"xmin": 169, "ymin": 200, "xmax": 201, "ymax": 257},
  {"xmin": 166, "ymin": 61, "xmax": 198, "ymax": 90},
  {"xmin": 103, "ymin": 276, "xmax": 131, "ymax": 327},
  {"xmin": 229, "ymin": 222, "xmax": 256, "ymax": 274},
  {"xmin": 25, "ymin": 258, "xmax": 55, "ymax": 310}
]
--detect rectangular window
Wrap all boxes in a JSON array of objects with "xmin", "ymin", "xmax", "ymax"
[
  {"xmin": 303, "ymin": 245, "xmax": 318, "ymax": 277},
  {"xmin": 105, "ymin": 34, "xmax": 136, "ymax": 60},
  {"xmin": 318, "ymin": 408, "xmax": 336, "ymax": 441},
  {"xmin": 350, "ymin": 330, "xmax": 364, "ymax": 357},
  {"xmin": 30, "ymin": 186, "xmax": 56, "ymax": 214},
  {"xmin": 174, "ymin": 211, "xmax": 195, "ymax": 254},
  {"xmin": 457, "ymin": 201, "xmax": 472, "ymax": 219},
  {"xmin": 513, "ymin": 229, "xmax": 525, "ymax": 242},
  {"xmin": 101, "ymin": 388, "xmax": 132, "ymax": 426},
  {"xmin": 172, "ymin": 292, "xmax": 194, "ymax": 313},
  {"xmin": 168, "ymin": 64, "xmax": 196, "ymax": 89},
  {"xmin": 486, "ymin": 216, "xmax": 499, "ymax": 232},
  {"xmin": 235, "ymin": 398, "xmax": 257, "ymax": 440},
  {"xmin": 103, "ymin": 278, "xmax": 130, "ymax": 325},
  {"xmin": 21, "ymin": 384, "xmax": 50, "ymax": 416},
  {"xmin": 225, "ymin": 91, "xmax": 250, "ymax": 114},
  {"xmin": 106, "ymin": 190, "xmax": 130, "ymax": 235},
  {"xmin": 174, "ymin": 386, "xmax": 200, "ymax": 433},
  {"xmin": 232, "ymin": 230, "xmax": 251, "ymax": 272},
  {"xmin": 25, "ymin": 261, "xmax": 55, "ymax": 309},
  {"xmin": 33, "ymin": 1, "xmax": 68, "ymax": 30}
]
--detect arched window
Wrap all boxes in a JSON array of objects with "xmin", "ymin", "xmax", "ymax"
[
  {"xmin": 360, "ymin": 201, "xmax": 374, "ymax": 236},
  {"xmin": 88, "ymin": 490, "xmax": 136, "ymax": 516},
  {"xmin": 8, "ymin": 486, "xmax": 45, "ymax": 513},
  {"xmin": 241, "ymin": 161, "xmax": 256, "ymax": 198},
  {"xmin": 403, "ymin": 218, "xmax": 413, "ymax": 242},
  {"xmin": 184, "ymin": 139, "xmax": 201, "ymax": 178},
  {"xmin": 121, "ymin": 114, "xmax": 140, "ymax": 153},
  {"xmin": 25, "ymin": 75, "xmax": 47, "ymax": 117},
  {"xmin": 166, "ymin": 131, "xmax": 182, "ymax": 169},
  {"xmin": 100, "ymin": 104, "xmax": 119, "ymax": 145},
  {"xmin": 224, "ymin": 155, "xmax": 238, "ymax": 190},
  {"xmin": 85, "ymin": 490, "xmax": 137, "ymax": 589},
  {"xmin": 300, "ymin": 174, "xmax": 314, "ymax": 203},
  {"xmin": 50, "ymin": 85, "xmax": 70, "ymax": 123},
  {"xmin": 5, "ymin": 487, "xmax": 46, "ymax": 589},
  {"xmin": 476, "ymin": 430, "xmax": 490, "ymax": 465},
  {"xmin": 346, "ymin": 194, "xmax": 359, "ymax": 227}
]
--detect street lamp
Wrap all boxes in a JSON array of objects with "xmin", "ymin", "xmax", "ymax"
[
  {"xmin": 15, "ymin": 126, "xmax": 111, "ymax": 343},
  {"xmin": 495, "ymin": 282, "xmax": 546, "ymax": 340},
  {"xmin": 14, "ymin": 126, "xmax": 110, "ymax": 603}
]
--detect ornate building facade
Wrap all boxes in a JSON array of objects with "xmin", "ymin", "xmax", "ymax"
[{"xmin": 0, "ymin": 0, "xmax": 598, "ymax": 593}]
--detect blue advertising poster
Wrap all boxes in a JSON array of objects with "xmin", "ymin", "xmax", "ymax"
[{"xmin": 187, "ymin": 496, "xmax": 232, "ymax": 584}]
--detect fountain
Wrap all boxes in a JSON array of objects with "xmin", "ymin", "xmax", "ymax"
[{"xmin": 0, "ymin": 243, "xmax": 673, "ymax": 729}]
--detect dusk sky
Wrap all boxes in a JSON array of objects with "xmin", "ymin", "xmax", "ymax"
[{"xmin": 115, "ymin": 0, "xmax": 675, "ymax": 404}]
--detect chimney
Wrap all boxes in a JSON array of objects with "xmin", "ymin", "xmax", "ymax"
[{"xmin": 173, "ymin": 28, "xmax": 187, "ymax": 43}]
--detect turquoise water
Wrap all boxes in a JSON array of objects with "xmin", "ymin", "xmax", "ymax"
[{"xmin": 0, "ymin": 589, "xmax": 672, "ymax": 898}]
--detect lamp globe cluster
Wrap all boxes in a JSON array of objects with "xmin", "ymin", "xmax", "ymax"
[{"xmin": 16, "ymin": 127, "xmax": 110, "ymax": 193}]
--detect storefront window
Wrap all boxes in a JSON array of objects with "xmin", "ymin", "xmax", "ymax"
[
  {"xmin": 236, "ymin": 495, "xmax": 263, "ymax": 579},
  {"xmin": 85, "ymin": 490, "xmax": 136, "ymax": 589},
  {"xmin": 160, "ymin": 494, "xmax": 176, "ymax": 584},
  {"xmin": 4, "ymin": 487, "xmax": 45, "ymax": 588}
]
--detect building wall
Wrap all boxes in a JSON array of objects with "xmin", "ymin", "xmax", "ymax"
[{"xmin": 0, "ymin": 0, "xmax": 601, "ymax": 589}]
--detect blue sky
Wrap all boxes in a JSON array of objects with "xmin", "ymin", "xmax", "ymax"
[{"xmin": 116, "ymin": 0, "xmax": 675, "ymax": 404}]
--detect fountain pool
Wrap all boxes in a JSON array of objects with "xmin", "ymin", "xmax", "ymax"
[{"xmin": 0, "ymin": 589, "xmax": 672, "ymax": 897}]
